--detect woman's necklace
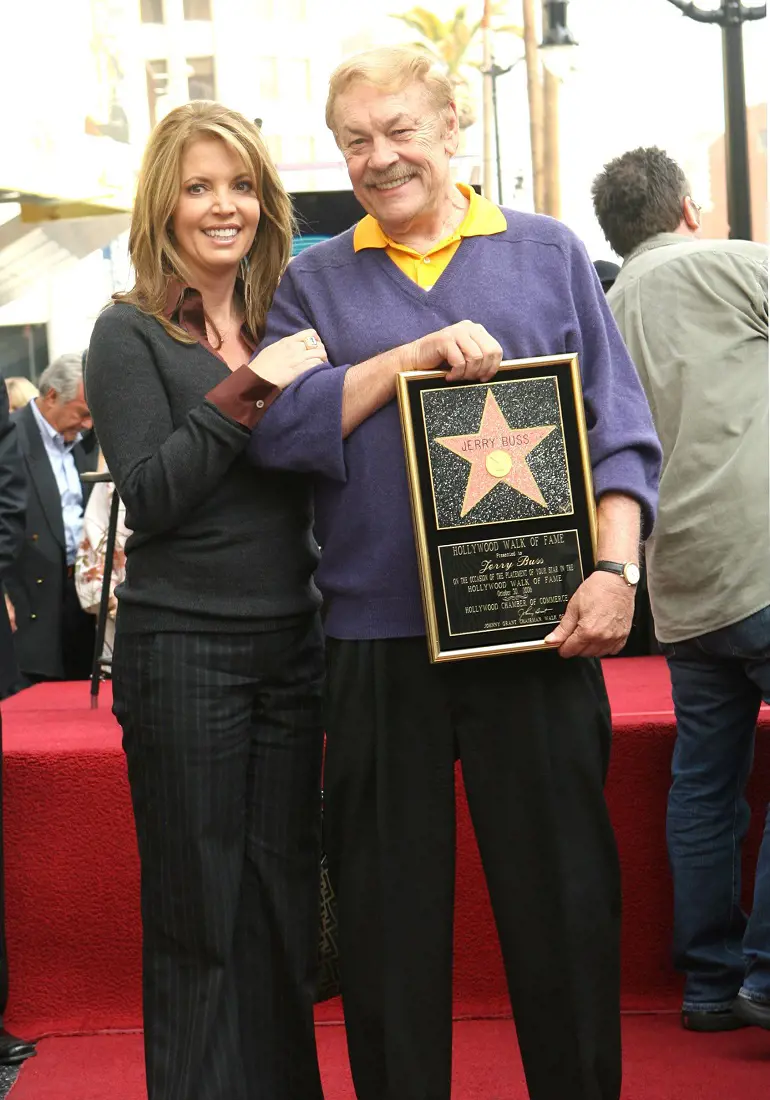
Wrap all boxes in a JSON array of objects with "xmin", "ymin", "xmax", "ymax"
[{"xmin": 206, "ymin": 317, "xmax": 236, "ymax": 345}]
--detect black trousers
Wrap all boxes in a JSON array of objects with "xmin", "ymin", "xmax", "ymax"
[
  {"xmin": 324, "ymin": 638, "xmax": 621, "ymax": 1100},
  {"xmin": 61, "ymin": 574, "xmax": 96, "ymax": 681},
  {"xmin": 0, "ymin": 710, "xmax": 7, "ymax": 1025},
  {"xmin": 112, "ymin": 618, "xmax": 325, "ymax": 1100}
]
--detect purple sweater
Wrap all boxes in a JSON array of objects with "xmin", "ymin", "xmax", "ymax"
[{"xmin": 248, "ymin": 211, "xmax": 661, "ymax": 640}]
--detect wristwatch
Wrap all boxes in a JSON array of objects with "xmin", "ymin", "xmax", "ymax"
[{"xmin": 594, "ymin": 560, "xmax": 641, "ymax": 587}]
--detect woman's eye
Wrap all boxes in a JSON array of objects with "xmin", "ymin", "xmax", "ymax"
[
  {"xmin": 187, "ymin": 183, "xmax": 206, "ymax": 194},
  {"xmin": 234, "ymin": 180, "xmax": 254, "ymax": 192}
]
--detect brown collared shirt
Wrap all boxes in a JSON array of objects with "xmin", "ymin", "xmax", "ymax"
[{"xmin": 165, "ymin": 282, "xmax": 279, "ymax": 430}]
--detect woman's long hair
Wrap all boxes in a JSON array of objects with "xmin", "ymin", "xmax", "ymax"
[{"xmin": 115, "ymin": 101, "xmax": 294, "ymax": 344}]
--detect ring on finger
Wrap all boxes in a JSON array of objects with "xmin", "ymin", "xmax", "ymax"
[{"xmin": 303, "ymin": 334, "xmax": 320, "ymax": 351}]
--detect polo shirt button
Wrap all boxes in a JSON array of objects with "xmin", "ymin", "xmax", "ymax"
[
  {"xmin": 423, "ymin": 257, "xmax": 431, "ymax": 264},
  {"xmin": 255, "ymin": 399, "xmax": 265, "ymax": 409}
]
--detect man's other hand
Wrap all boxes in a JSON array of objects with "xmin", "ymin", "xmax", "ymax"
[
  {"xmin": 544, "ymin": 571, "xmax": 635, "ymax": 658},
  {"xmin": 4, "ymin": 594, "xmax": 16, "ymax": 633}
]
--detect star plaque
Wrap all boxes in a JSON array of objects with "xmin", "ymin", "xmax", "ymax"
[
  {"xmin": 421, "ymin": 375, "xmax": 573, "ymax": 529},
  {"xmin": 397, "ymin": 356, "xmax": 597, "ymax": 663},
  {"xmin": 435, "ymin": 389, "xmax": 556, "ymax": 517}
]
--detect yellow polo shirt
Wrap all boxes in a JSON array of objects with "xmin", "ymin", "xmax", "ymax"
[{"xmin": 352, "ymin": 182, "xmax": 507, "ymax": 289}]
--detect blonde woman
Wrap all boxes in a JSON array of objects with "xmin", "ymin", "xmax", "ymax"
[
  {"xmin": 85, "ymin": 102, "xmax": 328, "ymax": 1100},
  {"xmin": 4, "ymin": 377, "xmax": 39, "ymax": 413}
]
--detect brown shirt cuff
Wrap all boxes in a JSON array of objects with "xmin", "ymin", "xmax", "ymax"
[{"xmin": 206, "ymin": 365, "xmax": 279, "ymax": 429}]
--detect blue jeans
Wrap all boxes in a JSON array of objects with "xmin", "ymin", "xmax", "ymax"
[{"xmin": 661, "ymin": 604, "xmax": 770, "ymax": 1012}]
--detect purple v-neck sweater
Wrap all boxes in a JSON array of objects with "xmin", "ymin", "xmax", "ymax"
[{"xmin": 248, "ymin": 211, "xmax": 661, "ymax": 640}]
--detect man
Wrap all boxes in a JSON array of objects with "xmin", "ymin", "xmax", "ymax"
[
  {"xmin": 5, "ymin": 354, "xmax": 98, "ymax": 686},
  {"xmin": 592, "ymin": 146, "xmax": 769, "ymax": 1034},
  {"xmin": 593, "ymin": 258, "xmax": 620, "ymax": 293},
  {"xmin": 250, "ymin": 49, "xmax": 661, "ymax": 1100},
  {"xmin": 0, "ymin": 380, "xmax": 36, "ymax": 1066}
]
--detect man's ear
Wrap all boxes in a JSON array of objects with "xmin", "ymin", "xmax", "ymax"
[
  {"xmin": 444, "ymin": 101, "xmax": 460, "ymax": 156},
  {"xmin": 40, "ymin": 388, "xmax": 60, "ymax": 410},
  {"xmin": 682, "ymin": 196, "xmax": 700, "ymax": 231}
]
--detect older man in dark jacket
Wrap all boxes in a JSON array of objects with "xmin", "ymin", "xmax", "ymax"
[{"xmin": 5, "ymin": 354, "xmax": 97, "ymax": 687}]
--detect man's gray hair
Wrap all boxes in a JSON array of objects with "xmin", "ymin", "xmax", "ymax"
[{"xmin": 37, "ymin": 353, "xmax": 85, "ymax": 403}]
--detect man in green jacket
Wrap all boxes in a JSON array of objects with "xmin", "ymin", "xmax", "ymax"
[{"xmin": 592, "ymin": 145, "xmax": 769, "ymax": 1034}]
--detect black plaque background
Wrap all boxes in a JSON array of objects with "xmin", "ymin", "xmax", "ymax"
[
  {"xmin": 402, "ymin": 359, "xmax": 596, "ymax": 657},
  {"xmin": 438, "ymin": 530, "xmax": 583, "ymax": 638}
]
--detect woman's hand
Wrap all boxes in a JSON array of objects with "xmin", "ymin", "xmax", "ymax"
[{"xmin": 249, "ymin": 330, "xmax": 327, "ymax": 390}]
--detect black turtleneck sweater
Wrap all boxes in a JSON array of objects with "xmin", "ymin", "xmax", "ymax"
[{"xmin": 86, "ymin": 298, "xmax": 321, "ymax": 634}]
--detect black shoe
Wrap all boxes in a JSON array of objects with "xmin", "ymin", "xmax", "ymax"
[
  {"xmin": 0, "ymin": 1029, "xmax": 37, "ymax": 1065},
  {"xmin": 681, "ymin": 1006, "xmax": 749, "ymax": 1032},
  {"xmin": 733, "ymin": 992, "xmax": 770, "ymax": 1030}
]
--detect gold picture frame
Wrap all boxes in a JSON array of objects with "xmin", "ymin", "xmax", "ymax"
[{"xmin": 397, "ymin": 355, "xmax": 597, "ymax": 663}]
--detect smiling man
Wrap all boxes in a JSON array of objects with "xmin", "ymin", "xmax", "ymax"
[{"xmin": 248, "ymin": 48, "xmax": 662, "ymax": 1100}]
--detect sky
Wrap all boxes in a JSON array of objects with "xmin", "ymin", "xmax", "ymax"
[{"xmin": 336, "ymin": 0, "xmax": 768, "ymax": 257}]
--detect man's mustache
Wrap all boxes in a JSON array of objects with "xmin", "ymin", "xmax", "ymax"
[{"xmin": 362, "ymin": 170, "xmax": 416, "ymax": 187}]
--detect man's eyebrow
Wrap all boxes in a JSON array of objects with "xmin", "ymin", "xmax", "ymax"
[
  {"xmin": 341, "ymin": 113, "xmax": 416, "ymax": 138},
  {"xmin": 383, "ymin": 113, "xmax": 416, "ymax": 129}
]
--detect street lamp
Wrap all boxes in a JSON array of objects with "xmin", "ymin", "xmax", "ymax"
[
  {"xmin": 539, "ymin": 0, "xmax": 579, "ymax": 80},
  {"xmin": 665, "ymin": 0, "xmax": 766, "ymax": 240},
  {"xmin": 538, "ymin": 1, "xmax": 579, "ymax": 219},
  {"xmin": 480, "ymin": 55, "xmax": 525, "ymax": 203}
]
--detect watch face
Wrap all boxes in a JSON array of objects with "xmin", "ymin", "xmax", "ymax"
[{"xmin": 624, "ymin": 563, "xmax": 641, "ymax": 586}]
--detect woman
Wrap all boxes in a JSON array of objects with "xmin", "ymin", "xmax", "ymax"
[
  {"xmin": 85, "ymin": 102, "xmax": 328, "ymax": 1100},
  {"xmin": 4, "ymin": 377, "xmax": 39, "ymax": 413}
]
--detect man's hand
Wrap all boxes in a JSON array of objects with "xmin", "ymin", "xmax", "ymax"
[
  {"xmin": 4, "ymin": 593, "xmax": 16, "ymax": 633},
  {"xmin": 341, "ymin": 321, "xmax": 503, "ymax": 437},
  {"xmin": 544, "ymin": 571, "xmax": 635, "ymax": 658},
  {"xmin": 408, "ymin": 321, "xmax": 503, "ymax": 382}
]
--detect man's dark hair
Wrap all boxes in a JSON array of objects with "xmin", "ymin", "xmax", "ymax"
[{"xmin": 591, "ymin": 147, "xmax": 690, "ymax": 259}]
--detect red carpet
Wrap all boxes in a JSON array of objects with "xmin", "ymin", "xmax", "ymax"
[
  {"xmin": 10, "ymin": 1017, "xmax": 770, "ymax": 1099},
  {"xmin": 3, "ymin": 658, "xmax": 769, "ymax": 1040}
]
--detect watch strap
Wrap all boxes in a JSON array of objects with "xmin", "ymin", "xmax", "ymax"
[{"xmin": 595, "ymin": 560, "xmax": 625, "ymax": 577}]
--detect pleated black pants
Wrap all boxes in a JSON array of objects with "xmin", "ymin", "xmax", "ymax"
[
  {"xmin": 324, "ymin": 638, "xmax": 621, "ymax": 1100},
  {"xmin": 112, "ymin": 618, "xmax": 325, "ymax": 1100}
]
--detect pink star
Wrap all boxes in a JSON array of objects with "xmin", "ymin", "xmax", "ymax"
[{"xmin": 435, "ymin": 389, "xmax": 556, "ymax": 517}]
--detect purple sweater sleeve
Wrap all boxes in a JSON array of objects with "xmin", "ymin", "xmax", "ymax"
[
  {"xmin": 565, "ymin": 234, "xmax": 662, "ymax": 538},
  {"xmin": 246, "ymin": 265, "xmax": 348, "ymax": 482}
]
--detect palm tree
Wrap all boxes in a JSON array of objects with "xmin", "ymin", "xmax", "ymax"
[{"xmin": 391, "ymin": 4, "xmax": 523, "ymax": 130}]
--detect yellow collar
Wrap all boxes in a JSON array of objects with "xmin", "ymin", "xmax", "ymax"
[{"xmin": 353, "ymin": 182, "xmax": 507, "ymax": 254}]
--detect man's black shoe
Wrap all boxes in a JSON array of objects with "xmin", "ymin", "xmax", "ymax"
[
  {"xmin": 733, "ymin": 992, "xmax": 770, "ymax": 1030},
  {"xmin": 681, "ymin": 1006, "xmax": 749, "ymax": 1032},
  {"xmin": 0, "ymin": 1029, "xmax": 37, "ymax": 1065}
]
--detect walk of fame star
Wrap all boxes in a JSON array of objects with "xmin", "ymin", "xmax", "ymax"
[{"xmin": 435, "ymin": 388, "xmax": 557, "ymax": 517}]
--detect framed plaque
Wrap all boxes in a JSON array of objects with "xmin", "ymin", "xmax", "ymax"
[{"xmin": 397, "ymin": 355, "xmax": 597, "ymax": 662}]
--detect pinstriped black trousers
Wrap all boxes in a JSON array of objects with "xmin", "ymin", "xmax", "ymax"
[{"xmin": 112, "ymin": 617, "xmax": 325, "ymax": 1100}]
